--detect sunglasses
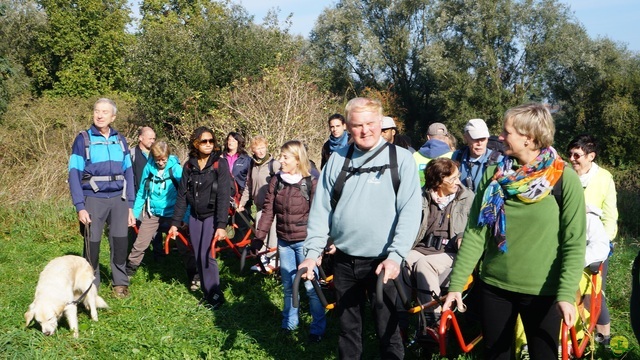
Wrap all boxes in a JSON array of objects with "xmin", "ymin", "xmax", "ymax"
[
  {"xmin": 569, "ymin": 152, "xmax": 585, "ymax": 160},
  {"xmin": 199, "ymin": 139, "xmax": 215, "ymax": 145}
]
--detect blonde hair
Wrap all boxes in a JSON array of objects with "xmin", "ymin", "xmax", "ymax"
[
  {"xmin": 280, "ymin": 140, "xmax": 311, "ymax": 177},
  {"xmin": 504, "ymin": 103, "xmax": 555, "ymax": 149},
  {"xmin": 150, "ymin": 140, "xmax": 171, "ymax": 159},
  {"xmin": 250, "ymin": 135, "xmax": 268, "ymax": 149},
  {"xmin": 344, "ymin": 97, "xmax": 383, "ymax": 123}
]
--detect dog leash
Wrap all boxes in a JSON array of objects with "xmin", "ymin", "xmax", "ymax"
[{"xmin": 68, "ymin": 283, "xmax": 93, "ymax": 306}]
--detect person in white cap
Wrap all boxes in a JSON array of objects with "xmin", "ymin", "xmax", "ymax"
[
  {"xmin": 381, "ymin": 116, "xmax": 415, "ymax": 153},
  {"xmin": 452, "ymin": 118, "xmax": 503, "ymax": 192},
  {"xmin": 413, "ymin": 122, "xmax": 454, "ymax": 187}
]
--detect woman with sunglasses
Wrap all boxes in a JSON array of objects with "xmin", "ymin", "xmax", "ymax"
[
  {"xmin": 169, "ymin": 127, "xmax": 231, "ymax": 309},
  {"xmin": 567, "ymin": 134, "xmax": 618, "ymax": 347},
  {"xmin": 443, "ymin": 104, "xmax": 586, "ymax": 359},
  {"xmin": 403, "ymin": 158, "xmax": 473, "ymax": 331}
]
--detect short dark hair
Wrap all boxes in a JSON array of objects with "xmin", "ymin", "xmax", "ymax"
[
  {"xmin": 567, "ymin": 134, "xmax": 598, "ymax": 156},
  {"xmin": 424, "ymin": 158, "xmax": 459, "ymax": 190},
  {"xmin": 328, "ymin": 113, "xmax": 345, "ymax": 125},
  {"xmin": 226, "ymin": 131, "xmax": 247, "ymax": 155}
]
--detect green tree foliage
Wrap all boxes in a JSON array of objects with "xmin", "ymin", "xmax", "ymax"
[
  {"xmin": 129, "ymin": 0, "xmax": 304, "ymax": 128},
  {"xmin": 547, "ymin": 37, "xmax": 640, "ymax": 166},
  {"xmin": 28, "ymin": 0, "xmax": 132, "ymax": 97},
  {"xmin": 0, "ymin": 1, "xmax": 47, "ymax": 113},
  {"xmin": 309, "ymin": 0, "xmax": 592, "ymax": 142}
]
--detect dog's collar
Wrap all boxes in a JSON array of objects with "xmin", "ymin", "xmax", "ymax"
[{"xmin": 68, "ymin": 283, "xmax": 93, "ymax": 306}]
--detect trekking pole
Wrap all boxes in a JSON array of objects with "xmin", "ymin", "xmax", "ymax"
[
  {"xmin": 292, "ymin": 267, "xmax": 330, "ymax": 309},
  {"xmin": 376, "ymin": 268, "xmax": 410, "ymax": 309},
  {"xmin": 239, "ymin": 246, "xmax": 278, "ymax": 272}
]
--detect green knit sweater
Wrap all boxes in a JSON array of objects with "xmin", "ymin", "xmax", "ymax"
[{"xmin": 448, "ymin": 163, "xmax": 586, "ymax": 303}]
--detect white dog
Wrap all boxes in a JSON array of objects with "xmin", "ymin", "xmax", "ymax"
[{"xmin": 25, "ymin": 255, "xmax": 108, "ymax": 338}]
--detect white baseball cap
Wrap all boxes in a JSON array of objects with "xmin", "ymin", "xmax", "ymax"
[{"xmin": 464, "ymin": 119, "xmax": 490, "ymax": 139}]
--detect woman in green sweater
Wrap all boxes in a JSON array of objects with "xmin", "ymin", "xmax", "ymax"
[{"xmin": 442, "ymin": 103, "xmax": 586, "ymax": 359}]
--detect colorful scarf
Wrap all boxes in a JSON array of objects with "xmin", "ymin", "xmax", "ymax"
[{"xmin": 478, "ymin": 147, "xmax": 565, "ymax": 253}]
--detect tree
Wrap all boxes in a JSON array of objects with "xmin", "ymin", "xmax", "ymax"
[
  {"xmin": 129, "ymin": 0, "xmax": 304, "ymax": 128},
  {"xmin": 28, "ymin": 0, "xmax": 132, "ymax": 97},
  {"xmin": 309, "ymin": 0, "xmax": 590, "ymax": 143}
]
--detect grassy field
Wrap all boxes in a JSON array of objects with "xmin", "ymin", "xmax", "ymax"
[{"xmin": 1, "ymin": 200, "xmax": 639, "ymax": 359}]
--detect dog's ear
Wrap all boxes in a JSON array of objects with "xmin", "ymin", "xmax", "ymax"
[{"xmin": 24, "ymin": 304, "xmax": 35, "ymax": 327}]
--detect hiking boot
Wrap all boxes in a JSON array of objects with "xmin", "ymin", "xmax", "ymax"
[
  {"xmin": 595, "ymin": 333, "xmax": 611, "ymax": 348},
  {"xmin": 126, "ymin": 266, "xmax": 137, "ymax": 279},
  {"xmin": 113, "ymin": 285, "xmax": 130, "ymax": 299}
]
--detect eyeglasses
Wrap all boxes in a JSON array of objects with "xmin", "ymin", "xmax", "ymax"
[
  {"xmin": 199, "ymin": 139, "xmax": 214, "ymax": 145},
  {"xmin": 443, "ymin": 176, "xmax": 459, "ymax": 185},
  {"xmin": 569, "ymin": 152, "xmax": 585, "ymax": 160}
]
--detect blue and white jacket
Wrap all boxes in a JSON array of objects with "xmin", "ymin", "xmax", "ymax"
[{"xmin": 68, "ymin": 125, "xmax": 135, "ymax": 212}]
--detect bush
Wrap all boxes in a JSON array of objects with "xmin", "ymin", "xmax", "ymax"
[{"xmin": 0, "ymin": 94, "xmax": 137, "ymax": 204}]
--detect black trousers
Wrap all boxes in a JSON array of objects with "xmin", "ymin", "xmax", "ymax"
[
  {"xmin": 480, "ymin": 281, "xmax": 561, "ymax": 360},
  {"xmin": 333, "ymin": 250, "xmax": 403, "ymax": 360}
]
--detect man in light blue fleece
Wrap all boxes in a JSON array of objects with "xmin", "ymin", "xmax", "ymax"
[{"xmin": 299, "ymin": 97, "xmax": 421, "ymax": 359}]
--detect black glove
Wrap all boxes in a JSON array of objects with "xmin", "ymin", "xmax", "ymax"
[{"xmin": 248, "ymin": 239, "xmax": 264, "ymax": 256}]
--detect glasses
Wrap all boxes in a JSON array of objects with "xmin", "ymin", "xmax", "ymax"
[
  {"xmin": 569, "ymin": 152, "xmax": 585, "ymax": 160},
  {"xmin": 443, "ymin": 176, "xmax": 459, "ymax": 185},
  {"xmin": 199, "ymin": 139, "xmax": 214, "ymax": 145}
]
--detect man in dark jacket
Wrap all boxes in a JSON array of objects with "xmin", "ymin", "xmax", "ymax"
[
  {"xmin": 131, "ymin": 126, "xmax": 156, "ymax": 194},
  {"xmin": 320, "ymin": 113, "xmax": 349, "ymax": 169}
]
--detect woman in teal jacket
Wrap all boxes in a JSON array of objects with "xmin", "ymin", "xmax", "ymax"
[{"xmin": 126, "ymin": 141, "xmax": 186, "ymax": 277}]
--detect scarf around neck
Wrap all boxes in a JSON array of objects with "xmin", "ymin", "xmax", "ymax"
[
  {"xmin": 253, "ymin": 154, "xmax": 271, "ymax": 166},
  {"xmin": 478, "ymin": 146, "xmax": 565, "ymax": 253},
  {"xmin": 328, "ymin": 132, "xmax": 349, "ymax": 152}
]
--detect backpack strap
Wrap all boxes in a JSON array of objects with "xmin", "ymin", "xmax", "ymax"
[
  {"xmin": 331, "ymin": 142, "xmax": 397, "ymax": 211},
  {"xmin": 300, "ymin": 176, "xmax": 313, "ymax": 202},
  {"xmin": 268, "ymin": 158, "xmax": 276, "ymax": 177},
  {"xmin": 487, "ymin": 149, "xmax": 501, "ymax": 165},
  {"xmin": 80, "ymin": 130, "xmax": 91, "ymax": 160}
]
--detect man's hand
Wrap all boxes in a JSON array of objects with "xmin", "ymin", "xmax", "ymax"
[
  {"xmin": 375, "ymin": 258, "xmax": 400, "ymax": 284},
  {"xmin": 236, "ymin": 205, "xmax": 245, "ymax": 212},
  {"xmin": 128, "ymin": 209, "xmax": 136, "ymax": 227},
  {"xmin": 557, "ymin": 301, "xmax": 576, "ymax": 327},
  {"xmin": 298, "ymin": 258, "xmax": 317, "ymax": 281},
  {"xmin": 78, "ymin": 209, "xmax": 91, "ymax": 225}
]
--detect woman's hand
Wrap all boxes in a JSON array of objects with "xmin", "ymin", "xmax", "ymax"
[
  {"xmin": 442, "ymin": 291, "xmax": 465, "ymax": 313},
  {"xmin": 557, "ymin": 301, "xmax": 576, "ymax": 327},
  {"xmin": 214, "ymin": 228, "xmax": 227, "ymax": 241},
  {"xmin": 168, "ymin": 226, "xmax": 178, "ymax": 239}
]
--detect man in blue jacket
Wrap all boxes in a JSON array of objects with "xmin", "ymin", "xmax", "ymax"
[
  {"xmin": 68, "ymin": 98, "xmax": 136, "ymax": 298},
  {"xmin": 300, "ymin": 97, "xmax": 421, "ymax": 359}
]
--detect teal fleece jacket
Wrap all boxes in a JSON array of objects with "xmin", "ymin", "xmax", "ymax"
[
  {"xmin": 448, "ymin": 162, "xmax": 586, "ymax": 303},
  {"xmin": 303, "ymin": 139, "xmax": 422, "ymax": 264}
]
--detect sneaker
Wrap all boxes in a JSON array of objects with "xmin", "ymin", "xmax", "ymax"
[
  {"xmin": 190, "ymin": 274, "xmax": 201, "ymax": 291},
  {"xmin": 520, "ymin": 345, "xmax": 530, "ymax": 360},
  {"xmin": 595, "ymin": 333, "xmax": 611, "ymax": 348},
  {"xmin": 308, "ymin": 334, "xmax": 322, "ymax": 343},
  {"xmin": 113, "ymin": 285, "xmax": 130, "ymax": 299}
]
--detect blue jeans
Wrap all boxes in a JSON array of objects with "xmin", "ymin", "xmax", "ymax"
[{"xmin": 278, "ymin": 239, "xmax": 326, "ymax": 335}]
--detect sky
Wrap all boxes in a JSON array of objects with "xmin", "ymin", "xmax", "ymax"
[{"xmin": 237, "ymin": 0, "xmax": 640, "ymax": 52}]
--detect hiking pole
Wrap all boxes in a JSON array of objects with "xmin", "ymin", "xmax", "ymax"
[
  {"xmin": 239, "ymin": 246, "xmax": 277, "ymax": 272},
  {"xmin": 376, "ymin": 268, "xmax": 410, "ymax": 309},
  {"xmin": 292, "ymin": 267, "xmax": 331, "ymax": 310}
]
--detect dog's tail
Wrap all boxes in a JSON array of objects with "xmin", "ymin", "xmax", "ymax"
[{"xmin": 95, "ymin": 296, "xmax": 109, "ymax": 309}]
